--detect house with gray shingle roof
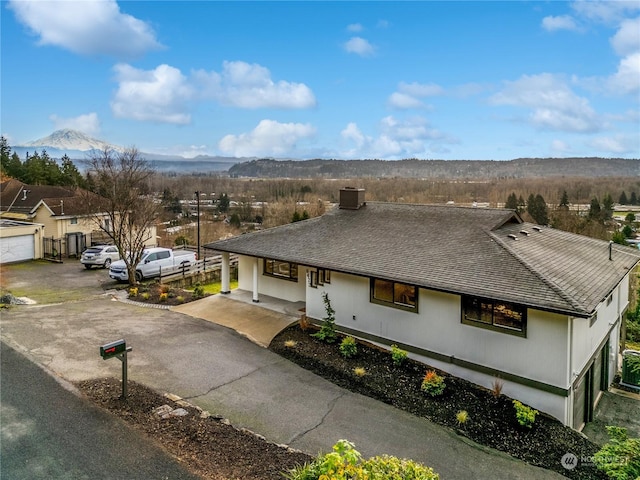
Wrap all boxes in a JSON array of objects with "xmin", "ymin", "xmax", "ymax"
[
  {"xmin": 205, "ymin": 188, "xmax": 640, "ymax": 429},
  {"xmin": 0, "ymin": 179, "xmax": 156, "ymax": 256}
]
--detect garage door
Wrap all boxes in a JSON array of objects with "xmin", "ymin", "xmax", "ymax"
[{"xmin": 0, "ymin": 235, "xmax": 35, "ymax": 263}]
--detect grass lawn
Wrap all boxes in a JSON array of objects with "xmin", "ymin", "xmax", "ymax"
[{"xmin": 187, "ymin": 280, "xmax": 238, "ymax": 295}]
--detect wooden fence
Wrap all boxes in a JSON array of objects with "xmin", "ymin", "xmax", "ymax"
[{"xmin": 158, "ymin": 254, "xmax": 238, "ymax": 284}]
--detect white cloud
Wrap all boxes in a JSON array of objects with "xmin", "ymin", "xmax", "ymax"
[
  {"xmin": 388, "ymin": 93, "xmax": 427, "ymax": 109},
  {"xmin": 542, "ymin": 15, "xmax": 580, "ymax": 32},
  {"xmin": 218, "ymin": 119, "xmax": 316, "ymax": 157},
  {"xmin": 571, "ymin": 1, "xmax": 640, "ymax": 25},
  {"xmin": 347, "ymin": 23, "xmax": 363, "ymax": 32},
  {"xmin": 339, "ymin": 116, "xmax": 455, "ymax": 159},
  {"xmin": 377, "ymin": 19, "xmax": 390, "ymax": 29},
  {"xmin": 7, "ymin": 0, "xmax": 161, "ymax": 58},
  {"xmin": 610, "ymin": 17, "xmax": 640, "ymax": 55},
  {"xmin": 344, "ymin": 37, "xmax": 375, "ymax": 57},
  {"xmin": 608, "ymin": 52, "xmax": 640, "ymax": 94},
  {"xmin": 490, "ymin": 73, "xmax": 602, "ymax": 132},
  {"xmin": 388, "ymin": 82, "xmax": 444, "ymax": 110},
  {"xmin": 49, "ymin": 112, "xmax": 100, "ymax": 136},
  {"xmin": 111, "ymin": 64, "xmax": 193, "ymax": 124},
  {"xmin": 550, "ymin": 139, "xmax": 572, "ymax": 154},
  {"xmin": 588, "ymin": 134, "xmax": 639, "ymax": 154},
  {"xmin": 193, "ymin": 61, "xmax": 316, "ymax": 109}
]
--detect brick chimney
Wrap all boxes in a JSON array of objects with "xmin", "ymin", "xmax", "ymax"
[{"xmin": 339, "ymin": 187, "xmax": 366, "ymax": 210}]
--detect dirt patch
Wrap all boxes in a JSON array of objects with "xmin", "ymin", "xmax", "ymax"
[
  {"xmin": 270, "ymin": 325, "xmax": 607, "ymax": 480},
  {"xmin": 76, "ymin": 378, "xmax": 311, "ymax": 480}
]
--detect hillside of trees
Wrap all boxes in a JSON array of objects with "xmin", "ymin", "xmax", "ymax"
[{"xmin": 229, "ymin": 157, "xmax": 639, "ymax": 179}]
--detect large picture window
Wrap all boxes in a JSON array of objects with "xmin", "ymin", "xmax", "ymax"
[
  {"xmin": 462, "ymin": 296, "xmax": 526, "ymax": 336},
  {"xmin": 264, "ymin": 259, "xmax": 298, "ymax": 281},
  {"xmin": 370, "ymin": 278, "xmax": 417, "ymax": 312}
]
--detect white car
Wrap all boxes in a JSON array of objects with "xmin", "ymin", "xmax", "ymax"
[{"xmin": 81, "ymin": 245, "xmax": 120, "ymax": 269}]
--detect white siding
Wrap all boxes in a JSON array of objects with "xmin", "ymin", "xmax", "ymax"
[
  {"xmin": 306, "ymin": 271, "xmax": 570, "ymax": 420},
  {"xmin": 237, "ymin": 255, "xmax": 306, "ymax": 302}
]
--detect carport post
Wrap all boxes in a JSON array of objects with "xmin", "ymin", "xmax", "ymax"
[
  {"xmin": 221, "ymin": 252, "xmax": 230, "ymax": 294},
  {"xmin": 252, "ymin": 258, "xmax": 259, "ymax": 303}
]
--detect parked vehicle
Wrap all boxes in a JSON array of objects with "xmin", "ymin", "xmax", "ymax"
[
  {"xmin": 108, "ymin": 247, "xmax": 197, "ymax": 282},
  {"xmin": 81, "ymin": 245, "xmax": 120, "ymax": 269}
]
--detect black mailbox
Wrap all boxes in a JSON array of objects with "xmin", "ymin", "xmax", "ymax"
[{"xmin": 100, "ymin": 339, "xmax": 127, "ymax": 359}]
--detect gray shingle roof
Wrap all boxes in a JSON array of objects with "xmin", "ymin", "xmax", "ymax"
[{"xmin": 205, "ymin": 202, "xmax": 640, "ymax": 317}]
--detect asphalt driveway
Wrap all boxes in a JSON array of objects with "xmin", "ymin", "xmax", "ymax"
[{"xmin": 0, "ymin": 260, "xmax": 567, "ymax": 479}]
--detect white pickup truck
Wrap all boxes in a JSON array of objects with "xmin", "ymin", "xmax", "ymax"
[{"xmin": 109, "ymin": 247, "xmax": 197, "ymax": 282}]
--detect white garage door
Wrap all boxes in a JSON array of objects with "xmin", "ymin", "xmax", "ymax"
[{"xmin": 0, "ymin": 235, "xmax": 35, "ymax": 263}]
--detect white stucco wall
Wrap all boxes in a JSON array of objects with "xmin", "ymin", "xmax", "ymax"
[
  {"xmin": 306, "ymin": 270, "xmax": 571, "ymax": 421},
  {"xmin": 307, "ymin": 271, "xmax": 569, "ymax": 387},
  {"xmin": 237, "ymin": 255, "xmax": 306, "ymax": 302}
]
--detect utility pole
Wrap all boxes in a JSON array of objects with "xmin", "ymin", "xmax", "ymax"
[{"xmin": 195, "ymin": 191, "xmax": 201, "ymax": 260}]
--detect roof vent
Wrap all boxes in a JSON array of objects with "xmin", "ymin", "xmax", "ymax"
[
  {"xmin": 508, "ymin": 234, "xmax": 518, "ymax": 240},
  {"xmin": 339, "ymin": 187, "xmax": 366, "ymax": 210},
  {"xmin": 520, "ymin": 230, "xmax": 529, "ymax": 236},
  {"xmin": 532, "ymin": 226, "xmax": 541, "ymax": 232}
]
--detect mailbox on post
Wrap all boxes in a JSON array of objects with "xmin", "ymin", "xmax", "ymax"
[
  {"xmin": 100, "ymin": 339, "xmax": 127, "ymax": 359},
  {"xmin": 99, "ymin": 339, "xmax": 132, "ymax": 398}
]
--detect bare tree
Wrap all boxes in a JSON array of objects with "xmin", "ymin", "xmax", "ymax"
[{"xmin": 83, "ymin": 147, "xmax": 160, "ymax": 285}]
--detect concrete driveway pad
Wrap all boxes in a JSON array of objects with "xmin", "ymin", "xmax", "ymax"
[{"xmin": 171, "ymin": 294, "xmax": 300, "ymax": 347}]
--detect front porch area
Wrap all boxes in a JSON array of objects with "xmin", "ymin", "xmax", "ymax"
[{"xmin": 171, "ymin": 289, "xmax": 305, "ymax": 347}]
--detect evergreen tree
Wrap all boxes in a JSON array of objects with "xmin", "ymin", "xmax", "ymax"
[
  {"xmin": 505, "ymin": 192, "xmax": 519, "ymax": 210},
  {"xmin": 0, "ymin": 136, "xmax": 11, "ymax": 176},
  {"xmin": 517, "ymin": 195, "xmax": 526, "ymax": 213},
  {"xmin": 527, "ymin": 194, "xmax": 549, "ymax": 225},
  {"xmin": 589, "ymin": 197, "xmax": 602, "ymax": 220},
  {"xmin": 619, "ymin": 191, "xmax": 628, "ymax": 205},
  {"xmin": 291, "ymin": 210, "xmax": 301, "ymax": 222},
  {"xmin": 218, "ymin": 193, "xmax": 230, "ymax": 213},
  {"xmin": 602, "ymin": 193, "xmax": 614, "ymax": 220},
  {"xmin": 60, "ymin": 154, "xmax": 85, "ymax": 187},
  {"xmin": 631, "ymin": 192, "xmax": 638, "ymax": 205},
  {"xmin": 558, "ymin": 190, "xmax": 569, "ymax": 209}
]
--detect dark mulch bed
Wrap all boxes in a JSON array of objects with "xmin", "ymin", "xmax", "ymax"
[
  {"xmin": 270, "ymin": 325, "xmax": 607, "ymax": 480},
  {"xmin": 127, "ymin": 283, "xmax": 209, "ymax": 306},
  {"xmin": 76, "ymin": 378, "xmax": 312, "ymax": 480}
]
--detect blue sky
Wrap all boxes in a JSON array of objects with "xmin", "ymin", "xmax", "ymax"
[{"xmin": 2, "ymin": 1, "xmax": 639, "ymax": 160}]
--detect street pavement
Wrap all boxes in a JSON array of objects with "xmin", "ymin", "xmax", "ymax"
[
  {"xmin": 0, "ymin": 260, "xmax": 566, "ymax": 479},
  {"xmin": 1, "ymin": 341, "xmax": 201, "ymax": 480}
]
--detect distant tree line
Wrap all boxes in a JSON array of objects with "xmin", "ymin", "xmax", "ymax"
[
  {"xmin": 0, "ymin": 136, "xmax": 86, "ymax": 188},
  {"xmin": 505, "ymin": 189, "xmax": 638, "ymax": 244}
]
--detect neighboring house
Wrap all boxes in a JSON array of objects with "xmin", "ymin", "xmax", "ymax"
[
  {"xmin": 0, "ymin": 179, "xmax": 157, "ymax": 256},
  {"xmin": 206, "ymin": 188, "xmax": 640, "ymax": 430},
  {"xmin": 0, "ymin": 219, "xmax": 45, "ymax": 263}
]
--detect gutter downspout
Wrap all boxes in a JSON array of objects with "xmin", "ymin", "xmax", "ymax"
[{"xmin": 568, "ymin": 316, "xmax": 574, "ymax": 428}]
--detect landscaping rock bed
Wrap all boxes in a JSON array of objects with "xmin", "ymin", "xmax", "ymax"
[{"xmin": 270, "ymin": 324, "xmax": 607, "ymax": 480}]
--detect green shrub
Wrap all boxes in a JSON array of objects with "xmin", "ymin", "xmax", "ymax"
[
  {"xmin": 192, "ymin": 283, "xmax": 205, "ymax": 299},
  {"xmin": 140, "ymin": 292, "xmax": 150, "ymax": 300},
  {"xmin": 421, "ymin": 370, "xmax": 446, "ymax": 397},
  {"xmin": 456, "ymin": 410, "xmax": 469, "ymax": 425},
  {"xmin": 593, "ymin": 426, "xmax": 640, "ymax": 480},
  {"xmin": 391, "ymin": 344, "xmax": 408, "ymax": 366},
  {"xmin": 340, "ymin": 336, "xmax": 358, "ymax": 358},
  {"xmin": 625, "ymin": 352, "xmax": 640, "ymax": 374},
  {"xmin": 311, "ymin": 292, "xmax": 337, "ymax": 343},
  {"xmin": 176, "ymin": 295, "xmax": 185, "ymax": 303},
  {"xmin": 283, "ymin": 439, "xmax": 439, "ymax": 480},
  {"xmin": 512, "ymin": 400, "xmax": 538, "ymax": 428}
]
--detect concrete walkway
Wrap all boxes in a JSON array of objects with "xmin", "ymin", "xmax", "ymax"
[
  {"xmin": 171, "ymin": 290, "xmax": 303, "ymax": 347},
  {"xmin": 0, "ymin": 261, "xmax": 567, "ymax": 480}
]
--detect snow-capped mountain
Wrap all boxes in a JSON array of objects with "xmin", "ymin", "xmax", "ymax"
[{"xmin": 20, "ymin": 129, "xmax": 124, "ymax": 153}]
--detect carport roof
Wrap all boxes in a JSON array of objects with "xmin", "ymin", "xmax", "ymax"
[{"xmin": 205, "ymin": 202, "xmax": 640, "ymax": 317}]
